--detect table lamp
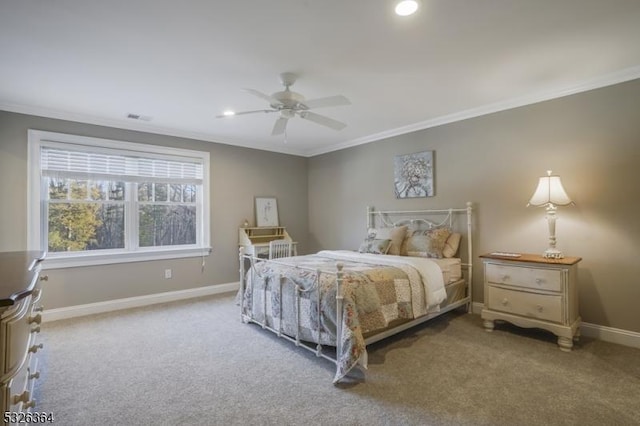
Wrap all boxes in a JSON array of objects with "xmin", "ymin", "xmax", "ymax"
[{"xmin": 527, "ymin": 170, "xmax": 574, "ymax": 259}]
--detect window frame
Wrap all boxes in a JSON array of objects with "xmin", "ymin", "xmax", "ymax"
[{"xmin": 28, "ymin": 130, "xmax": 211, "ymax": 269}]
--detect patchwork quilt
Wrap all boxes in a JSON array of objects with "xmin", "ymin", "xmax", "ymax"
[{"xmin": 240, "ymin": 250, "xmax": 446, "ymax": 382}]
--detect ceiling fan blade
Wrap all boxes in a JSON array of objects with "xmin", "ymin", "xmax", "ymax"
[
  {"xmin": 299, "ymin": 111, "xmax": 347, "ymax": 131},
  {"xmin": 272, "ymin": 117, "xmax": 289, "ymax": 136},
  {"xmin": 215, "ymin": 109, "xmax": 275, "ymax": 118},
  {"xmin": 243, "ymin": 88, "xmax": 283, "ymax": 106},
  {"xmin": 302, "ymin": 95, "xmax": 351, "ymax": 110}
]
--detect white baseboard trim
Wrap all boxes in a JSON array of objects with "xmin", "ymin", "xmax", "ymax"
[
  {"xmin": 470, "ymin": 302, "xmax": 640, "ymax": 349},
  {"xmin": 44, "ymin": 293, "xmax": 640, "ymax": 349},
  {"xmin": 580, "ymin": 322, "xmax": 640, "ymax": 349},
  {"xmin": 43, "ymin": 282, "xmax": 240, "ymax": 322}
]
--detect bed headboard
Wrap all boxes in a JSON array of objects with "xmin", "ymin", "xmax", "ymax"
[{"xmin": 366, "ymin": 202, "xmax": 474, "ymax": 295}]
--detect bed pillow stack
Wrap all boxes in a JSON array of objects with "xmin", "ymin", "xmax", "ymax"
[{"xmin": 360, "ymin": 225, "xmax": 462, "ymax": 258}]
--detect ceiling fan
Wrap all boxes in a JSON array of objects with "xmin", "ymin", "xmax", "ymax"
[{"xmin": 216, "ymin": 72, "xmax": 351, "ymax": 136}]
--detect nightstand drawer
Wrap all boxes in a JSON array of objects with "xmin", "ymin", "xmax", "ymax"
[
  {"xmin": 485, "ymin": 263, "xmax": 562, "ymax": 292},
  {"xmin": 487, "ymin": 286, "xmax": 562, "ymax": 323}
]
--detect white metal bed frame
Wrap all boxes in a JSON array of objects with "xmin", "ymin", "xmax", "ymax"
[{"xmin": 239, "ymin": 202, "xmax": 473, "ymax": 383}]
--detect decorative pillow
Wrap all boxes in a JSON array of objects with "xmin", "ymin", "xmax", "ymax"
[
  {"xmin": 443, "ymin": 232, "xmax": 462, "ymax": 258},
  {"xmin": 366, "ymin": 226, "xmax": 407, "ymax": 256},
  {"xmin": 403, "ymin": 227, "xmax": 451, "ymax": 259},
  {"xmin": 358, "ymin": 238, "xmax": 391, "ymax": 255}
]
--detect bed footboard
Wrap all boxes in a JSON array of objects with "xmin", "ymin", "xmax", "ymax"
[{"xmin": 239, "ymin": 248, "xmax": 347, "ymax": 381}]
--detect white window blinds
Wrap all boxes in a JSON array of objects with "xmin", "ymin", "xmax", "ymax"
[{"xmin": 40, "ymin": 146, "xmax": 204, "ymax": 184}]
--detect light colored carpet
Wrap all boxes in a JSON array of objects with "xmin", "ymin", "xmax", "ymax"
[{"xmin": 35, "ymin": 293, "xmax": 640, "ymax": 426}]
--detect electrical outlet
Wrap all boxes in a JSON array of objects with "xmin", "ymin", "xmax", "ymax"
[{"xmin": 164, "ymin": 269, "xmax": 172, "ymax": 279}]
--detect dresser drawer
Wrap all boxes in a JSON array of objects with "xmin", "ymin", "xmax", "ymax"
[
  {"xmin": 3, "ymin": 296, "xmax": 35, "ymax": 375},
  {"xmin": 0, "ymin": 251, "xmax": 46, "ymax": 416},
  {"xmin": 1, "ymin": 353, "xmax": 31, "ymax": 414},
  {"xmin": 486, "ymin": 263, "xmax": 562, "ymax": 292},
  {"xmin": 487, "ymin": 286, "xmax": 562, "ymax": 323}
]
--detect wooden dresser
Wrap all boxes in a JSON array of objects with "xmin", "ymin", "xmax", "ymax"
[
  {"xmin": 0, "ymin": 251, "xmax": 46, "ymax": 418},
  {"xmin": 480, "ymin": 253, "xmax": 581, "ymax": 351}
]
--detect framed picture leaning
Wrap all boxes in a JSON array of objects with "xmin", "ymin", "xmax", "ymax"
[{"xmin": 255, "ymin": 196, "xmax": 279, "ymax": 227}]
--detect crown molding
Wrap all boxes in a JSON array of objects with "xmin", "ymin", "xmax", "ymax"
[
  {"xmin": 305, "ymin": 65, "xmax": 640, "ymax": 157},
  {"xmin": 2, "ymin": 65, "xmax": 640, "ymax": 158},
  {"xmin": 0, "ymin": 101, "xmax": 307, "ymax": 157}
]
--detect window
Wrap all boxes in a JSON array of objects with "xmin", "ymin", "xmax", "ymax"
[{"xmin": 28, "ymin": 130, "xmax": 210, "ymax": 268}]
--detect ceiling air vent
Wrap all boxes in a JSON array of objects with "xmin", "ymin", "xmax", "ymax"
[{"xmin": 126, "ymin": 113, "xmax": 152, "ymax": 121}]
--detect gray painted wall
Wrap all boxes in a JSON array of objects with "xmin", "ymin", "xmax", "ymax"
[
  {"xmin": 308, "ymin": 79, "xmax": 640, "ymax": 333},
  {"xmin": 0, "ymin": 111, "xmax": 308, "ymax": 309}
]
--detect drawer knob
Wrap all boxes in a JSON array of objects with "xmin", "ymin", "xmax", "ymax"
[
  {"xmin": 39, "ymin": 275, "xmax": 49, "ymax": 281},
  {"xmin": 501, "ymin": 275, "xmax": 510, "ymax": 282},
  {"xmin": 29, "ymin": 313, "xmax": 42, "ymax": 324},
  {"xmin": 501, "ymin": 298, "xmax": 509, "ymax": 306},
  {"xmin": 536, "ymin": 305, "xmax": 544, "ymax": 312},
  {"xmin": 32, "ymin": 288, "xmax": 41, "ymax": 298},
  {"xmin": 31, "ymin": 326, "xmax": 41, "ymax": 334},
  {"xmin": 29, "ymin": 343, "xmax": 44, "ymax": 353},
  {"xmin": 535, "ymin": 278, "xmax": 544, "ymax": 284},
  {"xmin": 12, "ymin": 390, "xmax": 30, "ymax": 404},
  {"xmin": 34, "ymin": 305, "xmax": 44, "ymax": 313},
  {"xmin": 28, "ymin": 369, "xmax": 40, "ymax": 380},
  {"xmin": 23, "ymin": 399, "xmax": 37, "ymax": 409}
]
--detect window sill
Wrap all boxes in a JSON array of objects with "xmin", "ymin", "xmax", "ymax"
[{"xmin": 42, "ymin": 247, "xmax": 212, "ymax": 270}]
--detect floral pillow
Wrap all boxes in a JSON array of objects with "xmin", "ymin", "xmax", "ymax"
[
  {"xmin": 358, "ymin": 238, "xmax": 391, "ymax": 255},
  {"xmin": 402, "ymin": 227, "xmax": 451, "ymax": 258},
  {"xmin": 366, "ymin": 226, "xmax": 407, "ymax": 256}
]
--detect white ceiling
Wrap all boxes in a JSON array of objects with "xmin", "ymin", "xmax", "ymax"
[{"xmin": 2, "ymin": 0, "xmax": 640, "ymax": 157}]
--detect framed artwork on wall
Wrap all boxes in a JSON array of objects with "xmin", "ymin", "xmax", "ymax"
[
  {"xmin": 255, "ymin": 196, "xmax": 279, "ymax": 227},
  {"xmin": 394, "ymin": 150, "xmax": 434, "ymax": 198}
]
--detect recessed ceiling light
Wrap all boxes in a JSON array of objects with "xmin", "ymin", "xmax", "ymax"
[
  {"xmin": 395, "ymin": 0, "xmax": 419, "ymax": 16},
  {"xmin": 223, "ymin": 110, "xmax": 235, "ymax": 116}
]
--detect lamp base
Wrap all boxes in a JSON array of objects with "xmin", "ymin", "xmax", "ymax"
[{"xmin": 543, "ymin": 248, "xmax": 564, "ymax": 259}]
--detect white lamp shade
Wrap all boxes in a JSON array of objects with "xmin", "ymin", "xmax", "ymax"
[{"xmin": 528, "ymin": 173, "xmax": 573, "ymax": 207}]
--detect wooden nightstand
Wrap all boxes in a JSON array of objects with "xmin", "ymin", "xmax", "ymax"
[{"xmin": 480, "ymin": 253, "xmax": 582, "ymax": 351}]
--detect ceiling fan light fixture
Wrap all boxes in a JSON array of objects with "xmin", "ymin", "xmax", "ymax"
[
  {"xmin": 218, "ymin": 73, "xmax": 350, "ymax": 135},
  {"xmin": 395, "ymin": 0, "xmax": 419, "ymax": 16}
]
